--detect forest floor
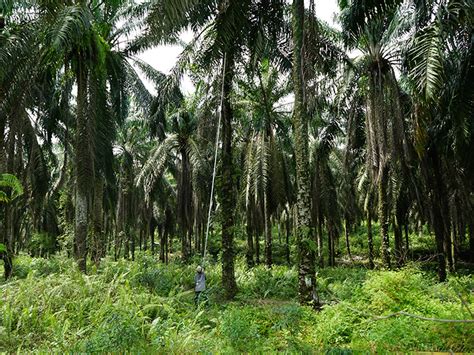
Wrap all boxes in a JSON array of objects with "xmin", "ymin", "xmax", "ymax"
[{"xmin": 1, "ymin": 251, "xmax": 473, "ymax": 353}]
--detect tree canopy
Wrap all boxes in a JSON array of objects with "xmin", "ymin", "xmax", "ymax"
[{"xmin": 1, "ymin": 0, "xmax": 473, "ymax": 331}]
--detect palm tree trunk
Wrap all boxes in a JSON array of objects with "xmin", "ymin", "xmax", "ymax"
[
  {"xmin": 131, "ymin": 227, "xmax": 135, "ymax": 261},
  {"xmin": 423, "ymin": 150, "xmax": 447, "ymax": 281},
  {"xmin": 92, "ymin": 178, "xmax": 104, "ymax": 266},
  {"xmin": 168, "ymin": 229, "xmax": 173, "ymax": 255},
  {"xmin": 393, "ymin": 216, "xmax": 403, "ymax": 267},
  {"xmin": 74, "ymin": 60, "xmax": 90, "ymax": 273},
  {"xmin": 139, "ymin": 227, "xmax": 143, "ymax": 251},
  {"xmin": 278, "ymin": 219, "xmax": 282, "ymax": 244},
  {"xmin": 469, "ymin": 222, "xmax": 474, "ymax": 262},
  {"xmin": 178, "ymin": 147, "xmax": 192, "ymax": 261},
  {"xmin": 379, "ymin": 165, "xmax": 391, "ymax": 269},
  {"xmin": 344, "ymin": 218, "xmax": 352, "ymax": 260},
  {"xmin": 367, "ymin": 199, "xmax": 375, "ymax": 269},
  {"xmin": 292, "ymin": 0, "xmax": 317, "ymax": 307},
  {"xmin": 263, "ymin": 187, "xmax": 272, "ymax": 267},
  {"xmin": 158, "ymin": 225, "xmax": 164, "ymax": 262},
  {"xmin": 144, "ymin": 206, "xmax": 151, "ymax": 252},
  {"xmin": 448, "ymin": 223, "xmax": 457, "ymax": 272},
  {"xmin": 286, "ymin": 214, "xmax": 291, "ymax": 265},
  {"xmin": 149, "ymin": 217, "xmax": 155, "ymax": 255},
  {"xmin": 194, "ymin": 197, "xmax": 199, "ymax": 254},
  {"xmin": 246, "ymin": 206, "xmax": 255, "ymax": 267},
  {"xmin": 220, "ymin": 50, "xmax": 238, "ymax": 299},
  {"xmin": 404, "ymin": 223, "xmax": 410, "ymax": 258},
  {"xmin": 255, "ymin": 232, "xmax": 261, "ymax": 264},
  {"xmin": 317, "ymin": 217, "xmax": 324, "ymax": 267},
  {"xmin": 328, "ymin": 222, "xmax": 336, "ymax": 267},
  {"xmin": 165, "ymin": 228, "xmax": 169, "ymax": 264}
]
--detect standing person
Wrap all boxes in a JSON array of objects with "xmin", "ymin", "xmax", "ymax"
[{"xmin": 194, "ymin": 265, "xmax": 206, "ymax": 305}]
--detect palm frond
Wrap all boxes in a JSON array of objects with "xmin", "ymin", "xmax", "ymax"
[
  {"xmin": 43, "ymin": 4, "xmax": 92, "ymax": 58},
  {"xmin": 408, "ymin": 24, "xmax": 444, "ymax": 101},
  {"xmin": 0, "ymin": 173, "xmax": 24, "ymax": 202},
  {"xmin": 136, "ymin": 133, "xmax": 179, "ymax": 189}
]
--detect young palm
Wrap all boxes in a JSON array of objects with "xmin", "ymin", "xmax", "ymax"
[{"xmin": 0, "ymin": 174, "xmax": 23, "ymax": 279}]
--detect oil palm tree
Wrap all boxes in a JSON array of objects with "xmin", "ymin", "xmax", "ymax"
[
  {"xmin": 291, "ymin": 0, "xmax": 318, "ymax": 306},
  {"xmin": 0, "ymin": 4, "xmax": 61, "ymax": 272},
  {"xmin": 141, "ymin": 0, "xmax": 286, "ymax": 298},
  {"xmin": 406, "ymin": 0, "xmax": 474, "ymax": 280},
  {"xmin": 138, "ymin": 96, "xmax": 206, "ymax": 262},
  {"xmin": 236, "ymin": 59, "xmax": 293, "ymax": 268},
  {"xmin": 340, "ymin": 0, "xmax": 413, "ymax": 269},
  {"xmin": 33, "ymin": 0, "xmax": 154, "ymax": 272}
]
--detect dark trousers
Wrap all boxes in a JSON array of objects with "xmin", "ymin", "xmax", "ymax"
[
  {"xmin": 194, "ymin": 291, "xmax": 202, "ymax": 305},
  {"xmin": 194, "ymin": 291, "xmax": 208, "ymax": 306}
]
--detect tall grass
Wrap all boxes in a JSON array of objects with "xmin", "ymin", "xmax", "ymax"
[{"xmin": 1, "ymin": 253, "xmax": 473, "ymax": 352}]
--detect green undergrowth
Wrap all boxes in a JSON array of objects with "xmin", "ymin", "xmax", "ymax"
[{"xmin": 1, "ymin": 254, "xmax": 473, "ymax": 353}]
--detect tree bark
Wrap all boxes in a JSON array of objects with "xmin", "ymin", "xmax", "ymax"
[
  {"xmin": 92, "ymin": 178, "xmax": 104, "ymax": 266},
  {"xmin": 344, "ymin": 218, "xmax": 352, "ymax": 260},
  {"xmin": 469, "ymin": 223, "xmax": 474, "ymax": 262},
  {"xmin": 164, "ymin": 228, "xmax": 169, "ymax": 264},
  {"xmin": 246, "ymin": 206, "xmax": 255, "ymax": 267},
  {"xmin": 317, "ymin": 217, "xmax": 324, "ymax": 268},
  {"xmin": 328, "ymin": 222, "xmax": 336, "ymax": 267},
  {"xmin": 220, "ymin": 50, "xmax": 238, "ymax": 299},
  {"xmin": 74, "ymin": 60, "xmax": 91, "ymax": 273},
  {"xmin": 446, "ymin": 222, "xmax": 454, "ymax": 272},
  {"xmin": 150, "ymin": 217, "xmax": 155, "ymax": 255},
  {"xmin": 393, "ymin": 216, "xmax": 404, "ymax": 267},
  {"xmin": 177, "ymin": 146, "xmax": 193, "ymax": 261},
  {"xmin": 423, "ymin": 150, "xmax": 447, "ymax": 281},
  {"xmin": 379, "ymin": 165, "xmax": 391, "ymax": 269},
  {"xmin": 404, "ymin": 223, "xmax": 410, "ymax": 259},
  {"xmin": 255, "ymin": 232, "xmax": 261, "ymax": 264},
  {"xmin": 292, "ymin": 0, "xmax": 318, "ymax": 307},
  {"xmin": 367, "ymin": 203, "xmax": 375, "ymax": 269},
  {"xmin": 286, "ymin": 214, "xmax": 291, "ymax": 265},
  {"xmin": 263, "ymin": 187, "xmax": 272, "ymax": 267}
]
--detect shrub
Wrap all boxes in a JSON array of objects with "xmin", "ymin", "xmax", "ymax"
[
  {"xmin": 311, "ymin": 266, "xmax": 474, "ymax": 352},
  {"xmin": 1, "ymin": 255, "xmax": 472, "ymax": 353},
  {"xmin": 82, "ymin": 307, "xmax": 144, "ymax": 352},
  {"xmin": 238, "ymin": 264, "xmax": 298, "ymax": 299},
  {"xmin": 220, "ymin": 306, "xmax": 268, "ymax": 351}
]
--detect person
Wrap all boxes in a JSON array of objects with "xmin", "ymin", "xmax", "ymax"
[{"xmin": 194, "ymin": 265, "xmax": 206, "ymax": 305}]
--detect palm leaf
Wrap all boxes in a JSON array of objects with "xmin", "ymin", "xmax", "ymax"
[
  {"xmin": 408, "ymin": 24, "xmax": 444, "ymax": 101},
  {"xmin": 136, "ymin": 133, "xmax": 179, "ymax": 188},
  {"xmin": 0, "ymin": 173, "xmax": 24, "ymax": 202}
]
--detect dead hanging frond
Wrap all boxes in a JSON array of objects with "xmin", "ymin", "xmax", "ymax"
[
  {"xmin": 242, "ymin": 137, "xmax": 256, "ymax": 209},
  {"xmin": 187, "ymin": 136, "xmax": 210, "ymax": 194}
]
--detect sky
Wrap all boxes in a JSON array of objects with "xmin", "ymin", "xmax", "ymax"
[{"xmin": 137, "ymin": 0, "xmax": 340, "ymax": 94}]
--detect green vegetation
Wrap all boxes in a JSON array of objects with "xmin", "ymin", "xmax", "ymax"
[
  {"xmin": 1, "ymin": 254, "xmax": 473, "ymax": 352},
  {"xmin": 1, "ymin": 0, "xmax": 473, "ymax": 352}
]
